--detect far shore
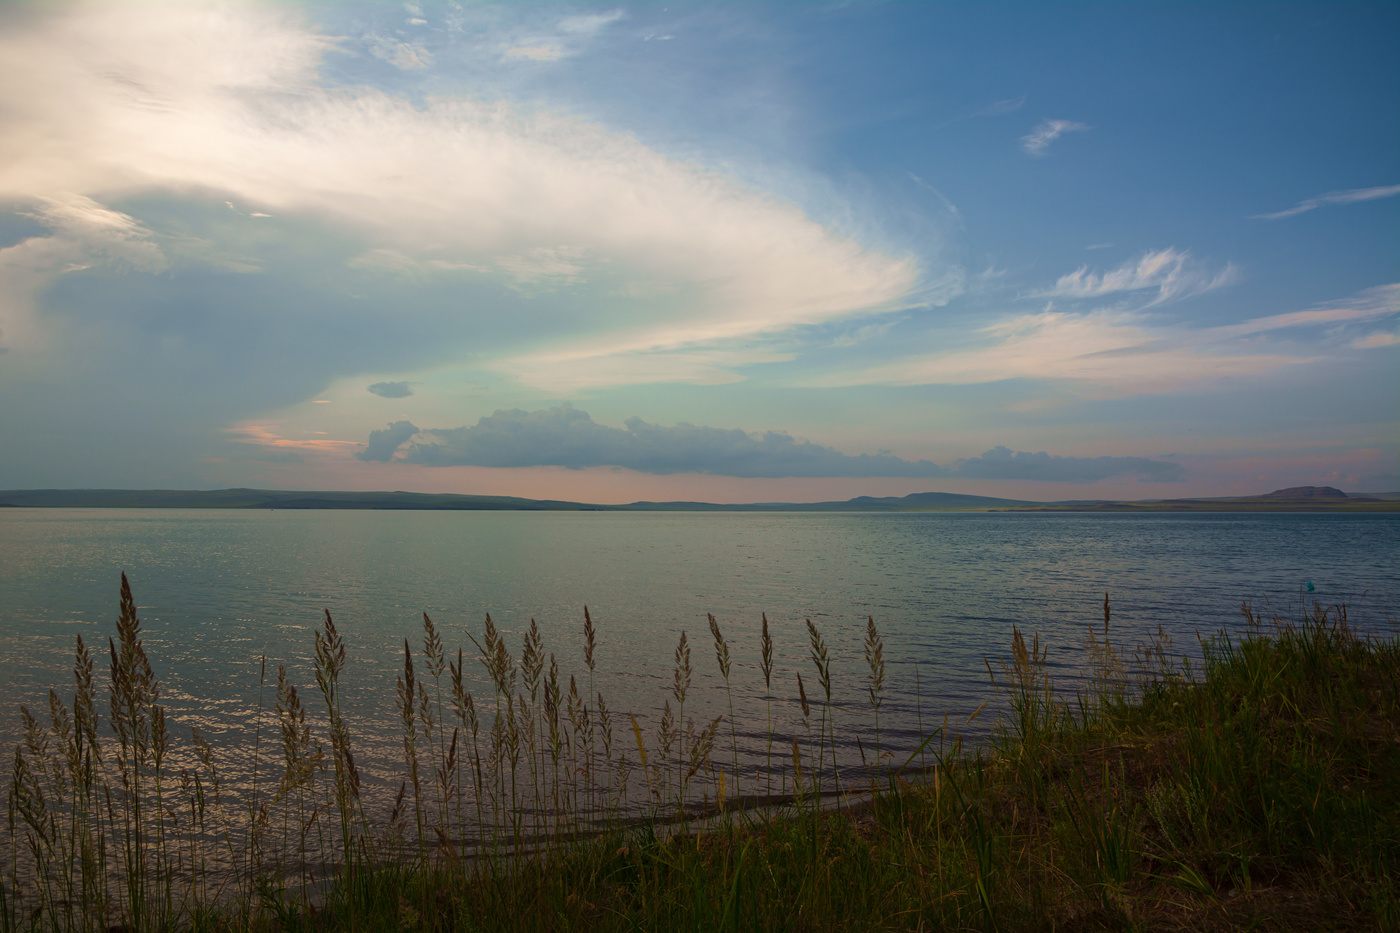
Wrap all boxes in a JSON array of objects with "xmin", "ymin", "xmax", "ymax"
[{"xmin": 0, "ymin": 484, "xmax": 1397, "ymax": 513}]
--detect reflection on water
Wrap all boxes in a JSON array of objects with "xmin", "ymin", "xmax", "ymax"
[{"xmin": 2, "ymin": 509, "xmax": 1397, "ymax": 799}]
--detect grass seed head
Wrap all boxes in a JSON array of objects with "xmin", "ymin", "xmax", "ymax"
[
  {"xmin": 708, "ymin": 614, "xmax": 731, "ymax": 681},
  {"xmin": 673, "ymin": 631, "xmax": 691, "ymax": 707}
]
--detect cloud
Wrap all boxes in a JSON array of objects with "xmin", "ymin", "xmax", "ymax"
[
  {"xmin": 953, "ymin": 447, "xmax": 1183, "ymax": 483},
  {"xmin": 1205, "ymin": 283, "xmax": 1399, "ymax": 340},
  {"xmin": 372, "ymin": 405, "xmax": 1181, "ymax": 482},
  {"xmin": 367, "ymin": 381, "xmax": 414, "ymax": 398},
  {"xmin": 0, "ymin": 195, "xmax": 168, "ymax": 350},
  {"xmin": 357, "ymin": 420, "xmax": 420, "ymax": 462},
  {"xmin": 811, "ymin": 283, "xmax": 1394, "ymax": 394},
  {"xmin": 501, "ymin": 9, "xmax": 624, "ymax": 62},
  {"xmin": 495, "ymin": 246, "xmax": 585, "ymax": 284},
  {"xmin": 558, "ymin": 11, "xmax": 625, "ymax": 36},
  {"xmin": 973, "ymin": 96, "xmax": 1025, "ymax": 117},
  {"xmin": 24, "ymin": 196, "xmax": 168, "ymax": 273},
  {"xmin": 1021, "ymin": 119, "xmax": 1088, "ymax": 156},
  {"xmin": 227, "ymin": 422, "xmax": 361, "ymax": 454},
  {"xmin": 0, "ymin": 3, "xmax": 919, "ymax": 365},
  {"xmin": 1253, "ymin": 184, "xmax": 1400, "ymax": 221},
  {"xmin": 504, "ymin": 44, "xmax": 565, "ymax": 62},
  {"xmin": 367, "ymin": 35, "xmax": 433, "ymax": 70},
  {"xmin": 1040, "ymin": 248, "xmax": 1237, "ymax": 306},
  {"xmin": 826, "ymin": 309, "xmax": 1299, "ymax": 393},
  {"xmin": 499, "ymin": 343, "xmax": 793, "ymax": 393}
]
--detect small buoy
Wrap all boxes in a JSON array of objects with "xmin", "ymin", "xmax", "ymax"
[{"xmin": 1306, "ymin": 581, "xmax": 1315, "ymax": 592}]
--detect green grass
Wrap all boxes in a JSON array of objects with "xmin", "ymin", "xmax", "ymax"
[{"xmin": 4, "ymin": 578, "xmax": 1397, "ymax": 931}]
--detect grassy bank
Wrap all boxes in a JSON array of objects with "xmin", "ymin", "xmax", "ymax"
[{"xmin": 4, "ymin": 582, "xmax": 1397, "ymax": 931}]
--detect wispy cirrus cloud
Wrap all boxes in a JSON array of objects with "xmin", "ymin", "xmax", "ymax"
[
  {"xmin": 1039, "ymin": 248, "xmax": 1237, "ymax": 307},
  {"xmin": 973, "ymin": 95, "xmax": 1026, "ymax": 117},
  {"xmin": 1021, "ymin": 119, "xmax": 1088, "ymax": 156},
  {"xmin": 821, "ymin": 309, "xmax": 1298, "ymax": 393},
  {"xmin": 1253, "ymin": 184, "xmax": 1400, "ymax": 220},
  {"xmin": 1205, "ymin": 283, "xmax": 1399, "ymax": 339},
  {"xmin": 366, "ymin": 35, "xmax": 433, "ymax": 69},
  {"xmin": 500, "ymin": 9, "xmax": 624, "ymax": 62},
  {"xmin": 810, "ymin": 283, "xmax": 1395, "ymax": 394},
  {"xmin": 500, "ymin": 343, "xmax": 794, "ymax": 393},
  {"xmin": 227, "ymin": 421, "xmax": 360, "ymax": 454}
]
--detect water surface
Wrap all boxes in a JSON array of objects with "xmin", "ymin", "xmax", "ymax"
[{"xmin": 2, "ymin": 509, "xmax": 1396, "ymax": 788}]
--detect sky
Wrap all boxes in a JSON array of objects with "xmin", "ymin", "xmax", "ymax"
[{"xmin": 0, "ymin": 1, "xmax": 1396, "ymax": 503}]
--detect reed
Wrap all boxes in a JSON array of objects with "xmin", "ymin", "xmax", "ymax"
[{"xmin": 3, "ymin": 582, "xmax": 1395, "ymax": 931}]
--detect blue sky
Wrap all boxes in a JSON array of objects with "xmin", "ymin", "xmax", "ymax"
[{"xmin": 0, "ymin": 1, "xmax": 1395, "ymax": 502}]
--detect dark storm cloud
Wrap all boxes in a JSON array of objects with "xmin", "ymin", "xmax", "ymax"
[
  {"xmin": 368, "ymin": 381, "xmax": 414, "ymax": 398},
  {"xmin": 357, "ymin": 420, "xmax": 420, "ymax": 462},
  {"xmin": 373, "ymin": 406, "xmax": 1183, "ymax": 482}
]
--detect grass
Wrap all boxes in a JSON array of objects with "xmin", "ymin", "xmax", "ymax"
[{"xmin": 3, "ymin": 576, "xmax": 1397, "ymax": 931}]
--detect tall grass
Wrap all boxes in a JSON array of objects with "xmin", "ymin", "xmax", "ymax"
[{"xmin": 3, "ymin": 578, "xmax": 1396, "ymax": 931}]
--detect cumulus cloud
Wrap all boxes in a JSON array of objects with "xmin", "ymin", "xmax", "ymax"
[
  {"xmin": 1021, "ymin": 119, "xmax": 1088, "ymax": 156},
  {"xmin": 1040, "ymin": 248, "xmax": 1237, "ymax": 307},
  {"xmin": 367, "ymin": 381, "xmax": 414, "ymax": 398},
  {"xmin": 357, "ymin": 420, "xmax": 420, "ymax": 462},
  {"xmin": 1253, "ymin": 184, "xmax": 1400, "ymax": 221},
  {"xmin": 364, "ymin": 405, "xmax": 1182, "ymax": 482}
]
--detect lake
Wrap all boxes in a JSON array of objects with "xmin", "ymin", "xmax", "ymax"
[{"xmin": 2, "ymin": 508, "xmax": 1397, "ymax": 801}]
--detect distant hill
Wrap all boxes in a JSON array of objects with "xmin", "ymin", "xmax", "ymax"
[
  {"xmin": 1006, "ymin": 485, "xmax": 1394, "ymax": 512},
  {"xmin": 0, "ymin": 488, "xmax": 1031, "ymax": 512},
  {"xmin": 0, "ymin": 488, "xmax": 605, "ymax": 511},
  {"xmin": 1258, "ymin": 486, "xmax": 1347, "ymax": 499},
  {"xmin": 0, "ymin": 486, "xmax": 1394, "ymax": 512}
]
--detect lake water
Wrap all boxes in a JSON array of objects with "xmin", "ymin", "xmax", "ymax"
[{"xmin": 2, "ymin": 508, "xmax": 1397, "ymax": 801}]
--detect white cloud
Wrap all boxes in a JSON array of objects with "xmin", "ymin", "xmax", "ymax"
[
  {"xmin": 834, "ymin": 310, "xmax": 1298, "ymax": 393},
  {"xmin": 368, "ymin": 36, "xmax": 434, "ymax": 70},
  {"xmin": 501, "ymin": 10, "xmax": 623, "ymax": 62},
  {"xmin": 503, "ymin": 44, "xmax": 565, "ymax": 62},
  {"xmin": 974, "ymin": 96, "xmax": 1025, "ymax": 117},
  {"xmin": 0, "ymin": 195, "xmax": 168, "ymax": 351},
  {"xmin": 25, "ymin": 195, "xmax": 168, "ymax": 274},
  {"xmin": 1253, "ymin": 184, "xmax": 1400, "ymax": 220},
  {"xmin": 0, "ymin": 3, "xmax": 920, "ymax": 365},
  {"xmin": 1021, "ymin": 119, "xmax": 1088, "ymax": 156},
  {"xmin": 1354, "ymin": 332, "xmax": 1398, "ymax": 349},
  {"xmin": 1040, "ymin": 248, "xmax": 1237, "ymax": 307},
  {"xmin": 500, "ymin": 343, "xmax": 794, "ymax": 393},
  {"xmin": 495, "ymin": 246, "xmax": 586, "ymax": 284},
  {"xmin": 1205, "ymin": 283, "xmax": 1399, "ymax": 339},
  {"xmin": 558, "ymin": 11, "xmax": 625, "ymax": 35},
  {"xmin": 808, "ymin": 284, "xmax": 1396, "ymax": 394}
]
